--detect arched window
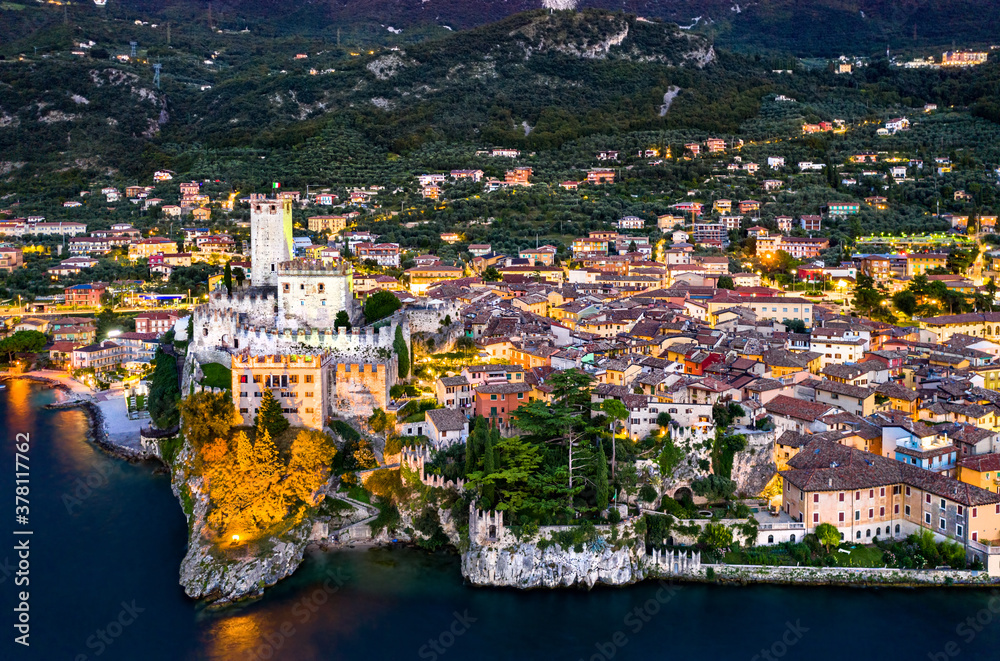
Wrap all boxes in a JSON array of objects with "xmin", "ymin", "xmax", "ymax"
[
  {"xmin": 768, "ymin": 535, "xmax": 774, "ymax": 544},
  {"xmin": 895, "ymin": 524, "xmax": 900, "ymax": 534},
  {"xmin": 866, "ymin": 529, "xmax": 872, "ymax": 537},
  {"xmin": 789, "ymin": 534, "xmax": 796, "ymax": 543},
  {"xmin": 876, "ymin": 527, "xmax": 881, "ymax": 536},
  {"xmin": 856, "ymin": 531, "xmax": 862, "ymax": 539}
]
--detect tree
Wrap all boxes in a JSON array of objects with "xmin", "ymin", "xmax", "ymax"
[
  {"xmin": 601, "ymin": 399, "xmax": 627, "ymax": 480},
  {"xmin": 224, "ymin": 261, "xmax": 233, "ymax": 295},
  {"xmin": 254, "ymin": 388, "xmax": 290, "ymax": 438},
  {"xmin": 481, "ymin": 427, "xmax": 497, "ymax": 507},
  {"xmin": 892, "ymin": 290, "xmax": 917, "ymax": 317},
  {"xmin": 657, "ymin": 437, "xmax": 684, "ymax": 477},
  {"xmin": 233, "ymin": 267, "xmax": 246, "ymax": 287},
  {"xmin": 148, "ymin": 347, "xmax": 180, "ymax": 429},
  {"xmin": 255, "ymin": 428, "xmax": 279, "ymax": 478},
  {"xmin": 334, "ymin": 310, "xmax": 351, "ymax": 331},
  {"xmin": 368, "ymin": 408, "xmax": 388, "ymax": 433},
  {"xmin": 783, "ymin": 318, "xmax": 806, "ymax": 334},
  {"xmin": 595, "ymin": 439, "xmax": 609, "ymax": 510},
  {"xmin": 235, "ymin": 430, "xmax": 253, "ymax": 472},
  {"xmin": 363, "ymin": 290, "xmax": 402, "ymax": 323},
  {"xmin": 0, "ymin": 330, "xmax": 47, "ymax": 362},
  {"xmin": 699, "ymin": 522, "xmax": 734, "ymax": 551},
  {"xmin": 286, "ymin": 430, "xmax": 336, "ymax": 505},
  {"xmin": 179, "ymin": 391, "xmax": 235, "ymax": 449},
  {"xmin": 815, "ymin": 522, "xmax": 840, "ymax": 552},
  {"xmin": 394, "ymin": 325, "xmax": 409, "ymax": 379},
  {"xmin": 717, "ymin": 275, "xmax": 735, "ymax": 289},
  {"xmin": 481, "ymin": 266, "xmax": 501, "ymax": 282}
]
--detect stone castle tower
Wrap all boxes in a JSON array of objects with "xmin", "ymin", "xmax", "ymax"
[{"xmin": 250, "ymin": 198, "xmax": 293, "ymax": 286}]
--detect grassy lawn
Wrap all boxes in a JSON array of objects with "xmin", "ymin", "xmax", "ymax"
[
  {"xmin": 201, "ymin": 362, "xmax": 232, "ymax": 390},
  {"xmin": 831, "ymin": 545, "xmax": 886, "ymax": 567}
]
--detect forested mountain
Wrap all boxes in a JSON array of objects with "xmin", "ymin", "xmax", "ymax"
[
  {"xmin": 18, "ymin": 0, "xmax": 999, "ymax": 55},
  {"xmin": 1, "ymin": 4, "xmax": 998, "ymax": 194}
]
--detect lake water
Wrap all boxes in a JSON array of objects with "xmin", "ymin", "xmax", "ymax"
[{"xmin": 3, "ymin": 380, "xmax": 1000, "ymax": 660}]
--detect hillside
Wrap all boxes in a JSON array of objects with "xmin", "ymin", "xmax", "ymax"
[{"xmin": 62, "ymin": 0, "xmax": 1000, "ymax": 55}]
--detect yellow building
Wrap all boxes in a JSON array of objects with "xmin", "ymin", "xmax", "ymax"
[
  {"xmin": 405, "ymin": 265, "xmax": 464, "ymax": 295},
  {"xmin": 958, "ymin": 455, "xmax": 1000, "ymax": 495},
  {"xmin": 128, "ymin": 238, "xmax": 179, "ymax": 261},
  {"xmin": 307, "ymin": 215, "xmax": 349, "ymax": 233},
  {"xmin": 921, "ymin": 312, "xmax": 1000, "ymax": 344},
  {"xmin": 231, "ymin": 352, "xmax": 333, "ymax": 431}
]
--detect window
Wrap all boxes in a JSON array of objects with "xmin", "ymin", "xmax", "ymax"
[
  {"xmin": 939, "ymin": 518, "xmax": 946, "ymax": 531},
  {"xmin": 253, "ymin": 375, "xmax": 262, "ymax": 383},
  {"xmin": 305, "ymin": 375, "xmax": 314, "ymax": 384},
  {"xmin": 925, "ymin": 513, "xmax": 931, "ymax": 525},
  {"xmin": 893, "ymin": 486, "xmax": 901, "ymax": 495},
  {"xmin": 905, "ymin": 505, "xmax": 911, "ymax": 516},
  {"xmin": 856, "ymin": 531, "xmax": 861, "ymax": 540},
  {"xmin": 283, "ymin": 283, "xmax": 290, "ymax": 292},
  {"xmin": 868, "ymin": 508, "xmax": 874, "ymax": 519},
  {"xmin": 289, "ymin": 375, "xmax": 298, "ymax": 384},
  {"xmin": 813, "ymin": 513, "xmax": 819, "ymax": 523},
  {"xmin": 813, "ymin": 494, "xmax": 819, "ymax": 503},
  {"xmin": 305, "ymin": 392, "xmax": 313, "ymax": 398},
  {"xmin": 855, "ymin": 511, "xmax": 860, "ymax": 521},
  {"xmin": 517, "ymin": 393, "xmax": 524, "ymax": 400},
  {"xmin": 957, "ymin": 525, "xmax": 964, "ymax": 537},
  {"xmin": 838, "ymin": 512, "xmax": 845, "ymax": 522},
  {"xmin": 925, "ymin": 494, "xmax": 931, "ymax": 504},
  {"xmin": 318, "ymin": 283, "xmax": 325, "ymax": 293},
  {"xmin": 880, "ymin": 487, "xmax": 885, "ymax": 498},
  {"xmin": 839, "ymin": 492, "xmax": 845, "ymax": 502},
  {"xmin": 239, "ymin": 407, "xmax": 248, "ymax": 413},
  {"xmin": 973, "ymin": 508, "xmax": 978, "ymax": 518},
  {"xmin": 491, "ymin": 394, "xmax": 497, "ymax": 401},
  {"xmin": 940, "ymin": 498, "xmax": 946, "ymax": 510},
  {"xmin": 855, "ymin": 491, "xmax": 861, "ymax": 500},
  {"xmin": 906, "ymin": 486, "xmax": 911, "ymax": 496},
  {"xmin": 869, "ymin": 489, "xmax": 874, "ymax": 499},
  {"xmin": 958, "ymin": 505, "xmax": 964, "ymax": 516},
  {"xmin": 879, "ymin": 507, "xmax": 885, "ymax": 517}
]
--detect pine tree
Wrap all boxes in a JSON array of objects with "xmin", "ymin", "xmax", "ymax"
[
  {"xmin": 235, "ymin": 430, "xmax": 253, "ymax": 472},
  {"xmin": 255, "ymin": 428, "xmax": 279, "ymax": 477},
  {"xmin": 595, "ymin": 439, "xmax": 609, "ymax": 511},
  {"xmin": 255, "ymin": 388, "xmax": 290, "ymax": 438}
]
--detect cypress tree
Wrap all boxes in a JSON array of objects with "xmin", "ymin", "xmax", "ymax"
[
  {"xmin": 394, "ymin": 325, "xmax": 409, "ymax": 379},
  {"xmin": 482, "ymin": 426, "xmax": 497, "ymax": 507},
  {"xmin": 235, "ymin": 430, "xmax": 253, "ymax": 472},
  {"xmin": 148, "ymin": 347, "xmax": 180, "ymax": 429},
  {"xmin": 595, "ymin": 439, "xmax": 609, "ymax": 511},
  {"xmin": 465, "ymin": 417, "xmax": 486, "ymax": 477},
  {"xmin": 255, "ymin": 428, "xmax": 279, "ymax": 477},
  {"xmin": 224, "ymin": 261, "xmax": 233, "ymax": 295}
]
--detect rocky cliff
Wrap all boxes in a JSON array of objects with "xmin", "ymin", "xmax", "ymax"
[
  {"xmin": 168, "ymin": 442, "xmax": 315, "ymax": 606},
  {"xmin": 462, "ymin": 541, "xmax": 645, "ymax": 588}
]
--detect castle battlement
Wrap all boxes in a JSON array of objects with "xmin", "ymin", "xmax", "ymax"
[
  {"xmin": 400, "ymin": 445, "xmax": 466, "ymax": 491},
  {"xmin": 469, "ymin": 503, "xmax": 505, "ymax": 544},
  {"xmin": 278, "ymin": 258, "xmax": 351, "ymax": 276}
]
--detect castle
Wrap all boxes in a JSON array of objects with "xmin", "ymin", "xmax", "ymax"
[{"xmin": 186, "ymin": 198, "xmax": 406, "ymax": 425}]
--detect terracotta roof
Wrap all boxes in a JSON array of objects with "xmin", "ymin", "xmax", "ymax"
[
  {"xmin": 765, "ymin": 395, "xmax": 836, "ymax": 421},
  {"xmin": 782, "ymin": 438, "xmax": 1000, "ymax": 506}
]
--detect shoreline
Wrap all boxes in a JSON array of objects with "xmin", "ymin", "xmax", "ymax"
[
  {"xmin": 6, "ymin": 374, "xmax": 161, "ymax": 464},
  {"xmin": 12, "ymin": 373, "xmax": 998, "ymax": 594}
]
